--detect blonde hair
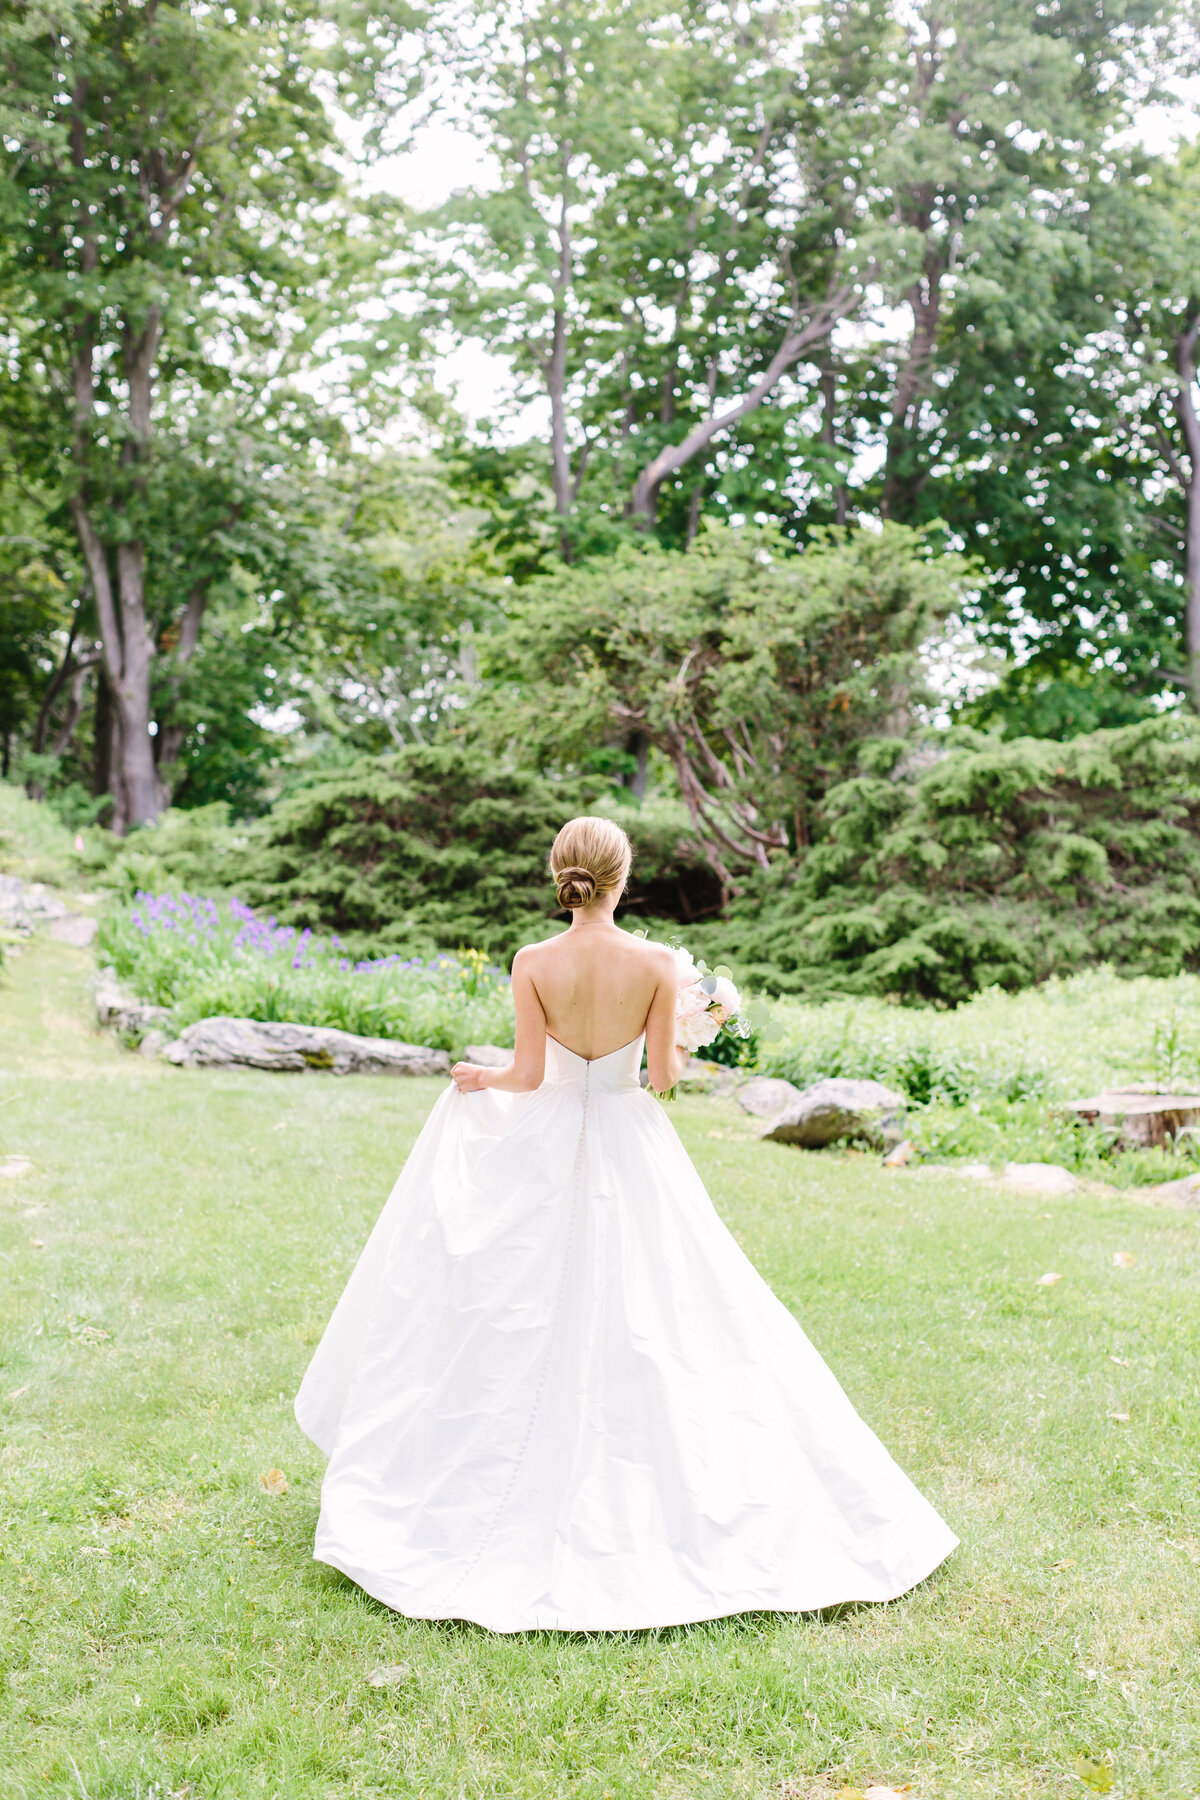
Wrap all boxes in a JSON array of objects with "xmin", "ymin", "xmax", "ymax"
[{"xmin": 549, "ymin": 815, "xmax": 633, "ymax": 911}]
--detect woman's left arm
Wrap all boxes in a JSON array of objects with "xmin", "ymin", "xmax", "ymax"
[{"xmin": 451, "ymin": 948, "xmax": 547, "ymax": 1094}]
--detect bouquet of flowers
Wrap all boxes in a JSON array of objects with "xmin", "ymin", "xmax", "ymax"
[{"xmin": 661, "ymin": 946, "xmax": 752, "ymax": 1097}]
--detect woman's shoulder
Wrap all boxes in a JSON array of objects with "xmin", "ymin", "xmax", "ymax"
[{"xmin": 513, "ymin": 930, "xmax": 673, "ymax": 965}]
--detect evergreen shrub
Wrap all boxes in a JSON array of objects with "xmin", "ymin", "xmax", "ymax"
[
  {"xmin": 229, "ymin": 747, "xmax": 718, "ymax": 957},
  {"xmin": 684, "ymin": 715, "xmax": 1200, "ymax": 1004}
]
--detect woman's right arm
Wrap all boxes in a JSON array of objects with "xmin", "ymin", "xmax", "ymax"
[
  {"xmin": 644, "ymin": 948, "xmax": 687, "ymax": 1095},
  {"xmin": 451, "ymin": 947, "xmax": 547, "ymax": 1094}
]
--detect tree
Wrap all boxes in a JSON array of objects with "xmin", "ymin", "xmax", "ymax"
[
  {"xmin": 413, "ymin": 0, "xmax": 1184, "ymax": 577},
  {"xmin": 271, "ymin": 454, "xmax": 497, "ymax": 755},
  {"xmin": 0, "ymin": 0, "xmax": 416, "ymax": 828},
  {"xmin": 1092, "ymin": 142, "xmax": 1200, "ymax": 714},
  {"xmin": 412, "ymin": 0, "xmax": 874, "ymax": 551},
  {"xmin": 478, "ymin": 520, "xmax": 970, "ymax": 886},
  {"xmin": 828, "ymin": 0, "xmax": 1198, "ymax": 722}
]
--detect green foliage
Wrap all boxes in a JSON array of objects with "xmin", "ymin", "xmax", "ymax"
[
  {"xmin": 481, "ymin": 520, "xmax": 969, "ymax": 878},
  {"xmin": 0, "ymin": 776, "xmax": 80, "ymax": 885},
  {"xmin": 74, "ymin": 803, "xmax": 262, "ymax": 898},
  {"xmin": 223, "ymin": 747, "xmax": 718, "ymax": 956},
  {"xmin": 684, "ymin": 715, "xmax": 1200, "ymax": 1004},
  {"xmin": 166, "ymin": 955, "xmax": 514, "ymax": 1057},
  {"xmin": 97, "ymin": 889, "xmax": 516, "ymax": 1056},
  {"xmin": 761, "ymin": 968, "xmax": 1200, "ymax": 1184}
]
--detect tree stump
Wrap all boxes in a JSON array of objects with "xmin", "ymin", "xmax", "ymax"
[{"xmin": 1065, "ymin": 1089, "xmax": 1200, "ymax": 1149}]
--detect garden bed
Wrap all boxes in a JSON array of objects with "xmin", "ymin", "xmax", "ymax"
[{"xmin": 96, "ymin": 889, "xmax": 515, "ymax": 1059}]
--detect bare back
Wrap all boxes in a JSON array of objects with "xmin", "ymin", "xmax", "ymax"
[
  {"xmin": 453, "ymin": 902, "xmax": 684, "ymax": 1097},
  {"xmin": 521, "ymin": 926, "xmax": 671, "ymax": 1062}
]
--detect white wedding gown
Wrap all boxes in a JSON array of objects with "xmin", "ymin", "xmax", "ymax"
[{"xmin": 295, "ymin": 1034, "xmax": 957, "ymax": 1632}]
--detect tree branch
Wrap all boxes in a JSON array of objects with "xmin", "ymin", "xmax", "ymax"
[{"xmin": 629, "ymin": 288, "xmax": 858, "ymax": 516}]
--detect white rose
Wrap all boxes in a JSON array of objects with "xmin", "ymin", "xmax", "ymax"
[
  {"xmin": 675, "ymin": 981, "xmax": 710, "ymax": 1022},
  {"xmin": 677, "ymin": 1010, "xmax": 721, "ymax": 1052},
  {"xmin": 708, "ymin": 975, "xmax": 741, "ymax": 1017}
]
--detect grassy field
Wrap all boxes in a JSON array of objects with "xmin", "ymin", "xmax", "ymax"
[{"xmin": 3, "ymin": 932, "xmax": 1200, "ymax": 1800}]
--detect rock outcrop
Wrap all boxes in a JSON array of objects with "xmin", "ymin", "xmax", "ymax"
[
  {"xmin": 0, "ymin": 873, "xmax": 68, "ymax": 933},
  {"xmin": 757, "ymin": 1077, "xmax": 906, "ymax": 1150},
  {"xmin": 163, "ymin": 1016, "xmax": 450, "ymax": 1076},
  {"xmin": 737, "ymin": 1075, "xmax": 803, "ymax": 1118},
  {"xmin": 93, "ymin": 968, "xmax": 174, "ymax": 1041},
  {"xmin": 49, "ymin": 913, "xmax": 98, "ymax": 947},
  {"xmin": 1143, "ymin": 1171, "xmax": 1200, "ymax": 1209}
]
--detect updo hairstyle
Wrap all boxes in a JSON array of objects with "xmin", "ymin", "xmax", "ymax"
[{"xmin": 549, "ymin": 816, "xmax": 633, "ymax": 912}]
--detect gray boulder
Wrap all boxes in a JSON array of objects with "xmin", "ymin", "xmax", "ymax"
[
  {"xmin": 1000, "ymin": 1161, "xmax": 1077, "ymax": 1194},
  {"xmin": 163, "ymin": 1016, "xmax": 450, "ymax": 1077},
  {"xmin": 49, "ymin": 912, "xmax": 98, "ymax": 947},
  {"xmin": 678, "ymin": 1057, "xmax": 735, "ymax": 1095},
  {"xmin": 1146, "ymin": 1172, "xmax": 1200, "ymax": 1210},
  {"xmin": 93, "ymin": 968, "xmax": 174, "ymax": 1041},
  {"xmin": 463, "ymin": 1044, "xmax": 513, "ymax": 1067},
  {"xmin": 737, "ymin": 1075, "xmax": 803, "ymax": 1118},
  {"xmin": 758, "ymin": 1077, "xmax": 906, "ymax": 1150},
  {"xmin": 0, "ymin": 874, "xmax": 69, "ymax": 933}
]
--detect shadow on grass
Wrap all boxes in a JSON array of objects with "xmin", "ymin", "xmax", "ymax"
[{"xmin": 304, "ymin": 1554, "xmax": 956, "ymax": 1647}]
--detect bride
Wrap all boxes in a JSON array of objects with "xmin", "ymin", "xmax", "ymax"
[{"xmin": 294, "ymin": 816, "xmax": 957, "ymax": 1632}]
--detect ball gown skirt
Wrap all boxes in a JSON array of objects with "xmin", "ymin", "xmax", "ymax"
[{"xmin": 294, "ymin": 1034, "xmax": 958, "ymax": 1632}]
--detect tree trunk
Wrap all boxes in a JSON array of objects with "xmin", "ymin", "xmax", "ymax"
[
  {"xmin": 49, "ymin": 661, "xmax": 95, "ymax": 758},
  {"xmin": 881, "ymin": 247, "xmax": 943, "ymax": 521},
  {"xmin": 67, "ymin": 297, "xmax": 165, "ymax": 831},
  {"xmin": 113, "ymin": 541, "xmax": 163, "ymax": 825},
  {"xmin": 32, "ymin": 606, "xmax": 81, "ymax": 754},
  {"xmin": 1174, "ymin": 316, "xmax": 1200, "ymax": 713},
  {"xmin": 626, "ymin": 730, "xmax": 649, "ymax": 800},
  {"xmin": 156, "ymin": 583, "xmax": 208, "ymax": 774},
  {"xmin": 819, "ymin": 360, "xmax": 848, "ymax": 526},
  {"xmin": 92, "ymin": 663, "xmax": 116, "ymax": 815},
  {"xmin": 70, "ymin": 496, "xmax": 161, "ymax": 828},
  {"xmin": 546, "ymin": 189, "xmax": 574, "ymax": 558}
]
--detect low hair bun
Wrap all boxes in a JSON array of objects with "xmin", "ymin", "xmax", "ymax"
[
  {"xmin": 549, "ymin": 816, "xmax": 633, "ymax": 914},
  {"xmin": 555, "ymin": 865, "xmax": 597, "ymax": 911}
]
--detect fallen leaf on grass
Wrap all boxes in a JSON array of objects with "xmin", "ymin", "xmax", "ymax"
[
  {"xmin": 1111, "ymin": 1251, "xmax": 1136, "ymax": 1268},
  {"xmin": 865, "ymin": 1788, "xmax": 913, "ymax": 1798},
  {"xmin": 258, "ymin": 1467, "xmax": 288, "ymax": 1496},
  {"xmin": 1074, "ymin": 1752, "xmax": 1114, "ymax": 1793},
  {"xmin": 1036, "ymin": 1272, "xmax": 1064, "ymax": 1286},
  {"xmin": 366, "ymin": 1663, "xmax": 412, "ymax": 1688},
  {"xmin": 1108, "ymin": 1412, "xmax": 1130, "ymax": 1423},
  {"xmin": 67, "ymin": 1318, "xmax": 110, "ymax": 1344},
  {"xmin": 834, "ymin": 1789, "xmax": 867, "ymax": 1800}
]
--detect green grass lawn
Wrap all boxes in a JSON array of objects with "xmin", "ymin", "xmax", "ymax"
[{"xmin": 3, "ymin": 937, "xmax": 1200, "ymax": 1799}]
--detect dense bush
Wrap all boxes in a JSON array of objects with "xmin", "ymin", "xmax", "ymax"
[
  {"xmin": 686, "ymin": 715, "xmax": 1200, "ymax": 1004},
  {"xmin": 227, "ymin": 748, "xmax": 718, "ymax": 956}
]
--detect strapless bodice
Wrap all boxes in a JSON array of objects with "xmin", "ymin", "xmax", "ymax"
[{"xmin": 543, "ymin": 1033, "xmax": 645, "ymax": 1093}]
